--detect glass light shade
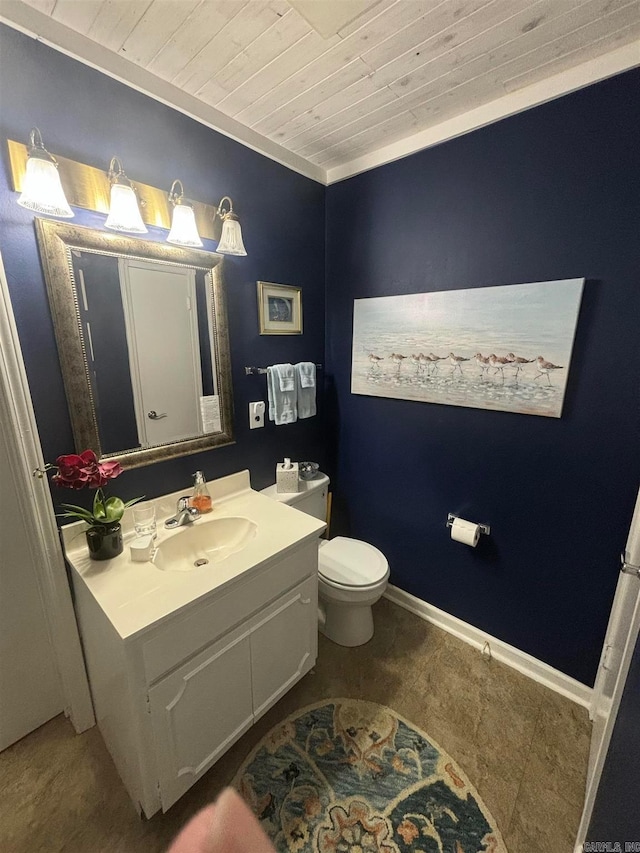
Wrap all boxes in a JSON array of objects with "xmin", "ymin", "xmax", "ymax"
[
  {"xmin": 216, "ymin": 217, "xmax": 247, "ymax": 256},
  {"xmin": 167, "ymin": 203, "xmax": 203, "ymax": 247},
  {"xmin": 18, "ymin": 157, "xmax": 74, "ymax": 217},
  {"xmin": 105, "ymin": 183, "xmax": 147, "ymax": 233}
]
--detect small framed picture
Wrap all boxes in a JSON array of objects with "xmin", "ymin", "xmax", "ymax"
[{"xmin": 257, "ymin": 281, "xmax": 302, "ymax": 335}]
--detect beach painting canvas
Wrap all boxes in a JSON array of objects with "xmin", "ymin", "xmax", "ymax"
[{"xmin": 351, "ymin": 278, "xmax": 584, "ymax": 418}]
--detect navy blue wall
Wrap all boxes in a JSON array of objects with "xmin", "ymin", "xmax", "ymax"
[
  {"xmin": 1, "ymin": 24, "xmax": 639, "ymax": 685},
  {"xmin": 325, "ymin": 70, "xmax": 640, "ymax": 685},
  {"xmin": 588, "ymin": 629, "xmax": 640, "ymax": 839},
  {"xmin": 0, "ymin": 25, "xmax": 326, "ymax": 505}
]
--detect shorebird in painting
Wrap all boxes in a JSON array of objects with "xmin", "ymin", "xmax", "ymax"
[
  {"xmin": 534, "ymin": 356, "xmax": 564, "ymax": 385},
  {"xmin": 448, "ymin": 352, "xmax": 470, "ymax": 374},
  {"xmin": 488, "ymin": 354, "xmax": 511, "ymax": 377},
  {"xmin": 367, "ymin": 353, "xmax": 384, "ymax": 371},
  {"xmin": 473, "ymin": 353, "xmax": 491, "ymax": 376},
  {"xmin": 506, "ymin": 353, "xmax": 534, "ymax": 378},
  {"xmin": 418, "ymin": 353, "xmax": 432, "ymax": 373},
  {"xmin": 426, "ymin": 353, "xmax": 446, "ymax": 372},
  {"xmin": 409, "ymin": 354, "xmax": 422, "ymax": 374},
  {"xmin": 390, "ymin": 353, "xmax": 407, "ymax": 373}
]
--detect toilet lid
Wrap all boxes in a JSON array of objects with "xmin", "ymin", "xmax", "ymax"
[{"xmin": 318, "ymin": 537, "xmax": 388, "ymax": 587}]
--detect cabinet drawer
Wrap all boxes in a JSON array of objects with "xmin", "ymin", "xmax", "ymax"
[{"xmin": 141, "ymin": 539, "xmax": 317, "ymax": 684}]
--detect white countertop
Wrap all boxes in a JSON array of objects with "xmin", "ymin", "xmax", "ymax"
[{"xmin": 63, "ymin": 470, "xmax": 326, "ymax": 641}]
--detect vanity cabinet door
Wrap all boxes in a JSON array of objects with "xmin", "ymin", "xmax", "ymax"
[
  {"xmin": 251, "ymin": 575, "xmax": 317, "ymax": 719},
  {"xmin": 148, "ymin": 624, "xmax": 254, "ymax": 812}
]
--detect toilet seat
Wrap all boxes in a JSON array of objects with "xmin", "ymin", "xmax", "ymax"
[{"xmin": 318, "ymin": 536, "xmax": 389, "ymax": 589}]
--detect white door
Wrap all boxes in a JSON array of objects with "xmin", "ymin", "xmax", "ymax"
[
  {"xmin": 0, "ymin": 251, "xmax": 93, "ymax": 747},
  {"xmin": 148, "ymin": 624, "xmax": 254, "ymax": 812},
  {"xmin": 576, "ymin": 486, "xmax": 640, "ymax": 846},
  {"xmin": 251, "ymin": 576, "xmax": 317, "ymax": 720},
  {"xmin": 119, "ymin": 259, "xmax": 203, "ymax": 446},
  {"xmin": 0, "ymin": 416, "xmax": 63, "ymax": 750}
]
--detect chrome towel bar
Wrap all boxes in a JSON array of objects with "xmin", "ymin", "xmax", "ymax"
[{"xmin": 245, "ymin": 364, "xmax": 322, "ymax": 376}]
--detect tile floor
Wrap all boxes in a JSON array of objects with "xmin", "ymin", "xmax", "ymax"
[{"xmin": 0, "ymin": 598, "xmax": 591, "ymax": 853}]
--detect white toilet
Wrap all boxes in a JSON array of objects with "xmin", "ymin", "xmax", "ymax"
[{"xmin": 261, "ymin": 473, "xmax": 389, "ymax": 647}]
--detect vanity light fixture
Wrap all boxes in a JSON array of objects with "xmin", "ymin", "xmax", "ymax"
[
  {"xmin": 166, "ymin": 180, "xmax": 203, "ymax": 248},
  {"xmin": 17, "ymin": 128, "xmax": 74, "ymax": 218},
  {"xmin": 215, "ymin": 196, "xmax": 247, "ymax": 256},
  {"xmin": 105, "ymin": 157, "xmax": 147, "ymax": 234}
]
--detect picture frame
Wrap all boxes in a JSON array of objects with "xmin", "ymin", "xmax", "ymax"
[
  {"xmin": 257, "ymin": 281, "xmax": 302, "ymax": 335},
  {"xmin": 351, "ymin": 278, "xmax": 584, "ymax": 419}
]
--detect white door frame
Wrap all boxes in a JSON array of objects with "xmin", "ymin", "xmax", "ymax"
[
  {"xmin": 574, "ymin": 486, "xmax": 640, "ymax": 850},
  {"xmin": 0, "ymin": 251, "xmax": 94, "ymax": 734}
]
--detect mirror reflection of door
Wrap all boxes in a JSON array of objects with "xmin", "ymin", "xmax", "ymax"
[{"xmin": 119, "ymin": 259, "xmax": 203, "ymax": 447}]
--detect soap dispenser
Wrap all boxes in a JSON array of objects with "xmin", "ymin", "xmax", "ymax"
[{"xmin": 191, "ymin": 471, "xmax": 212, "ymax": 513}]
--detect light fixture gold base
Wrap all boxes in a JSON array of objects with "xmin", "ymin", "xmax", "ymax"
[{"xmin": 7, "ymin": 140, "xmax": 220, "ymax": 241}]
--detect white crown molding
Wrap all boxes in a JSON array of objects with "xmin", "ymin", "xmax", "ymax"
[
  {"xmin": 326, "ymin": 40, "xmax": 640, "ymax": 184},
  {"xmin": 0, "ymin": 0, "xmax": 326, "ymax": 185},
  {"xmin": 385, "ymin": 584, "xmax": 593, "ymax": 710}
]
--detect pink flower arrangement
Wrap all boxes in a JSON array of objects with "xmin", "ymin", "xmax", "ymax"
[
  {"xmin": 45, "ymin": 449, "xmax": 141, "ymax": 527},
  {"xmin": 51, "ymin": 450, "xmax": 122, "ymax": 490}
]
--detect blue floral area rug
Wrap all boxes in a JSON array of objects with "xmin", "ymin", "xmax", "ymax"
[{"xmin": 234, "ymin": 699, "xmax": 507, "ymax": 852}]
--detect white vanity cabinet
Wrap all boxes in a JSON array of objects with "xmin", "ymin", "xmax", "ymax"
[
  {"xmin": 70, "ymin": 537, "xmax": 319, "ymax": 817},
  {"xmin": 148, "ymin": 622, "xmax": 254, "ymax": 812},
  {"xmin": 250, "ymin": 576, "xmax": 317, "ymax": 718}
]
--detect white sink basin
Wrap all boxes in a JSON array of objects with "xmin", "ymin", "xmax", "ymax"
[{"xmin": 153, "ymin": 516, "xmax": 257, "ymax": 572}]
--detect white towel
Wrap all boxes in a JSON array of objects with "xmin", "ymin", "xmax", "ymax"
[
  {"xmin": 295, "ymin": 362, "xmax": 316, "ymax": 419},
  {"xmin": 267, "ymin": 364, "xmax": 297, "ymax": 425},
  {"xmin": 274, "ymin": 363, "xmax": 295, "ymax": 392}
]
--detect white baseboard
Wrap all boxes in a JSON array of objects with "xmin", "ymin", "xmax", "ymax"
[{"xmin": 384, "ymin": 584, "xmax": 592, "ymax": 710}]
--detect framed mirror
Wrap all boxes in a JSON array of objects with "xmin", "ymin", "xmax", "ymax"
[{"xmin": 35, "ymin": 218, "xmax": 235, "ymax": 469}]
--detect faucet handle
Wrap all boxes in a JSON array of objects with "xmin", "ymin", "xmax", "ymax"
[{"xmin": 177, "ymin": 496, "xmax": 200, "ymax": 519}]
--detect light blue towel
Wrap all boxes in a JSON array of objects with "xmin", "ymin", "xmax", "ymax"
[
  {"xmin": 295, "ymin": 362, "xmax": 316, "ymax": 419},
  {"xmin": 267, "ymin": 364, "xmax": 297, "ymax": 424},
  {"xmin": 275, "ymin": 363, "xmax": 295, "ymax": 392}
]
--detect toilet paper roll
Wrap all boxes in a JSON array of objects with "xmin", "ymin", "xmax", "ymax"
[{"xmin": 450, "ymin": 517, "xmax": 480, "ymax": 547}]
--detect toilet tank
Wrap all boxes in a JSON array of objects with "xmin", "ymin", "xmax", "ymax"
[{"xmin": 260, "ymin": 473, "xmax": 329, "ymax": 521}]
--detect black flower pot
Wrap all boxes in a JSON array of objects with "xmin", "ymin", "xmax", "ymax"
[{"xmin": 86, "ymin": 522, "xmax": 123, "ymax": 561}]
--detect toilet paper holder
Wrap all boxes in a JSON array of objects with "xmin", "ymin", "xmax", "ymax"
[{"xmin": 447, "ymin": 513, "xmax": 491, "ymax": 536}]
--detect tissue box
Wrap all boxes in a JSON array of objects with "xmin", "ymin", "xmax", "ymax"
[{"xmin": 276, "ymin": 461, "xmax": 300, "ymax": 493}]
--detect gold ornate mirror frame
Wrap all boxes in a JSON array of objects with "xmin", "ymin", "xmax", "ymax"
[{"xmin": 35, "ymin": 218, "xmax": 235, "ymax": 469}]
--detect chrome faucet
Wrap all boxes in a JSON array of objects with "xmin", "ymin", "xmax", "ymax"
[{"xmin": 164, "ymin": 496, "xmax": 200, "ymax": 529}]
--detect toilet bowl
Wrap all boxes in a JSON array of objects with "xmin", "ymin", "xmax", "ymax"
[
  {"xmin": 261, "ymin": 474, "xmax": 389, "ymax": 647},
  {"xmin": 317, "ymin": 537, "xmax": 389, "ymax": 646}
]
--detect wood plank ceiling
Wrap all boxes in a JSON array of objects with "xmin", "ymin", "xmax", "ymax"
[{"xmin": 13, "ymin": 0, "xmax": 640, "ymax": 178}]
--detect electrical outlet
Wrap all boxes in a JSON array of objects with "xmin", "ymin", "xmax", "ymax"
[{"xmin": 249, "ymin": 401, "xmax": 265, "ymax": 429}]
